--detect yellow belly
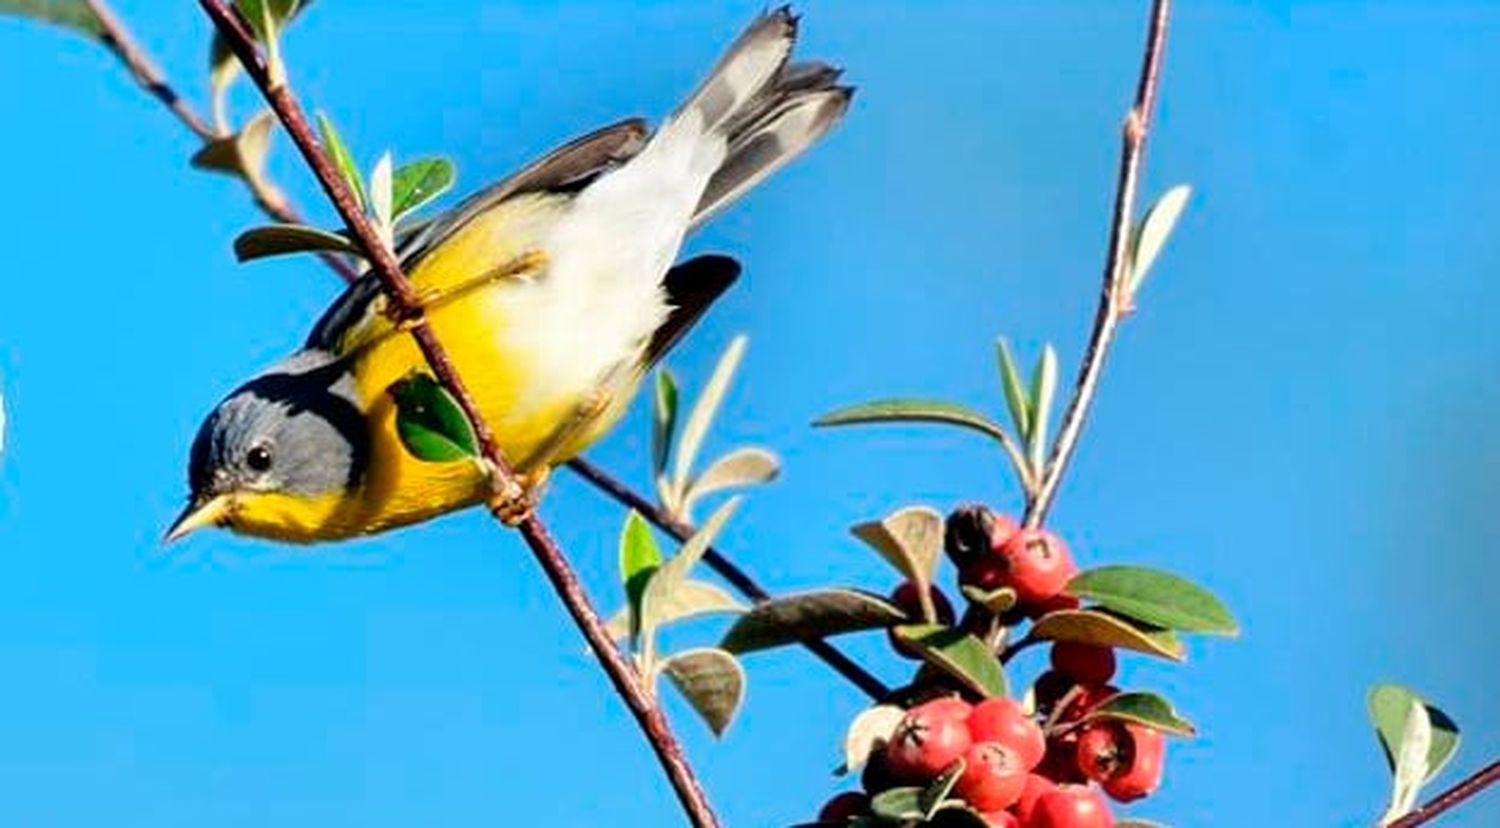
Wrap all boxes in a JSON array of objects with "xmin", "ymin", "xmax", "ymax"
[{"xmin": 235, "ymin": 194, "xmax": 642, "ymax": 542}]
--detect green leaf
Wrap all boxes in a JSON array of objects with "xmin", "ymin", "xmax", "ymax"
[
  {"xmin": 1066, "ymin": 565, "xmax": 1238, "ymax": 636},
  {"xmin": 660, "ymin": 647, "xmax": 745, "ymax": 737},
  {"xmin": 721, "ymin": 589, "xmax": 908, "ymax": 654},
  {"xmin": 604, "ymin": 579, "xmax": 745, "ymax": 642},
  {"xmin": 388, "ymin": 373, "xmax": 479, "ymax": 462},
  {"xmin": 1369, "ymin": 684, "xmax": 1460, "ymax": 784},
  {"xmin": 192, "ymin": 109, "xmax": 277, "ymax": 182},
  {"xmin": 1027, "ymin": 344, "xmax": 1058, "ymax": 470},
  {"xmin": 672, "ymin": 335, "xmax": 747, "ymax": 493},
  {"xmin": 841, "ymin": 705, "xmax": 906, "ymax": 774},
  {"xmin": 232, "ymin": 223, "xmax": 361, "ymax": 263},
  {"xmin": 920, "ymin": 759, "xmax": 965, "ymax": 818},
  {"xmin": 996, "ymin": 338, "xmax": 1032, "ymax": 440},
  {"xmin": 370, "ymin": 151, "xmax": 394, "ymax": 246},
  {"xmin": 1029, "ymin": 609, "xmax": 1185, "ymax": 661},
  {"xmin": 618, "ymin": 512, "xmax": 661, "ymax": 638},
  {"xmin": 1382, "ymin": 696, "xmax": 1433, "ymax": 825},
  {"xmin": 890, "ymin": 624, "xmax": 1007, "ymax": 698},
  {"xmin": 391, "ymin": 157, "xmax": 455, "ymax": 220},
  {"xmin": 316, "ymin": 112, "xmax": 366, "ymax": 211},
  {"xmin": 1128, "ymin": 184, "xmax": 1192, "ymax": 295},
  {"xmin": 1083, "ymin": 691, "xmax": 1196, "ymax": 737},
  {"xmin": 815, "ymin": 398, "xmax": 1016, "ymax": 448},
  {"xmin": 652, "ymin": 369, "xmax": 678, "ymax": 479},
  {"xmin": 681, "ymin": 447, "xmax": 780, "ymax": 520},
  {"xmin": 850, "ymin": 505, "xmax": 945, "ymax": 590},
  {"xmin": 0, "ymin": 0, "xmax": 103, "ymax": 36},
  {"xmin": 209, "ymin": 0, "xmax": 312, "ymax": 101},
  {"xmin": 638, "ymin": 499, "xmax": 739, "ymax": 669},
  {"xmin": 869, "ymin": 787, "xmax": 923, "ymax": 822},
  {"xmin": 959, "ymin": 584, "xmax": 1018, "ymax": 615},
  {"xmin": 234, "ymin": 0, "xmax": 299, "ymax": 40}
]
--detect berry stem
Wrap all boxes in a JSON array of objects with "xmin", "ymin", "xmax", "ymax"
[
  {"xmin": 199, "ymin": 4, "xmax": 721, "ymax": 826},
  {"xmin": 1023, "ymin": 0, "xmax": 1172, "ymax": 529}
]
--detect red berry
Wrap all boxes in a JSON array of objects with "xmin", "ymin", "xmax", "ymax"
[
  {"xmin": 967, "ymin": 698, "xmax": 1046, "ymax": 770},
  {"xmin": 884, "ymin": 697, "xmax": 973, "ymax": 782},
  {"xmin": 1028, "ymin": 784, "xmax": 1115, "ymax": 828},
  {"xmin": 1101, "ymin": 725, "xmax": 1166, "ymax": 802},
  {"xmin": 1049, "ymin": 643, "xmax": 1116, "ymax": 685},
  {"xmin": 980, "ymin": 809, "xmax": 1020, "ymax": 827},
  {"xmin": 1014, "ymin": 773, "xmax": 1058, "ymax": 825},
  {"xmin": 817, "ymin": 791, "xmax": 870, "ymax": 822},
  {"xmin": 1076, "ymin": 723, "xmax": 1126, "ymax": 783},
  {"xmin": 1034, "ymin": 733, "xmax": 1088, "ymax": 785},
  {"xmin": 997, "ymin": 530, "xmax": 1077, "ymax": 605},
  {"xmin": 887, "ymin": 582, "xmax": 958, "ymax": 659},
  {"xmin": 954, "ymin": 742, "xmax": 1028, "ymax": 811}
]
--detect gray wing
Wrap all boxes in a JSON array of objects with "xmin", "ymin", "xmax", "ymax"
[{"xmin": 305, "ymin": 118, "xmax": 650, "ymax": 353}]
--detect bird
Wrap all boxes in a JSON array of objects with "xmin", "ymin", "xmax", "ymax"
[{"xmin": 166, "ymin": 7, "xmax": 851, "ymax": 544}]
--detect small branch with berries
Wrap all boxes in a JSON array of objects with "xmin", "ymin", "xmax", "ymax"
[{"xmin": 197, "ymin": 2, "xmax": 720, "ymax": 826}]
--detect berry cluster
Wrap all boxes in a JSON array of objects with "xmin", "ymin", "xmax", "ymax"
[{"xmin": 814, "ymin": 507, "xmax": 1171, "ymax": 827}]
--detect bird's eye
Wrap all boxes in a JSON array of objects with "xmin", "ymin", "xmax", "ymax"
[{"xmin": 246, "ymin": 444, "xmax": 273, "ymax": 473}]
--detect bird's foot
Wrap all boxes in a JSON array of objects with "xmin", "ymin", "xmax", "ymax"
[{"xmin": 487, "ymin": 468, "xmax": 549, "ymax": 527}]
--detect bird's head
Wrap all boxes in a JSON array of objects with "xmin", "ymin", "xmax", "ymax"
[{"xmin": 167, "ymin": 351, "xmax": 369, "ymax": 543}]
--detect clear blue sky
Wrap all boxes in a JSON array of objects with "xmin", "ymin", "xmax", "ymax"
[{"xmin": 1, "ymin": 2, "xmax": 1497, "ymax": 826}]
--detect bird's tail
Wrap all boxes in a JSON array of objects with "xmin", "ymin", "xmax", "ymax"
[{"xmin": 657, "ymin": 6, "xmax": 853, "ymax": 225}]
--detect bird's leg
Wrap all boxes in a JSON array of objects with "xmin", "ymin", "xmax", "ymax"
[
  {"xmin": 487, "ymin": 466, "xmax": 550, "ymax": 527},
  {"xmin": 387, "ymin": 249, "xmax": 548, "ymax": 329}
]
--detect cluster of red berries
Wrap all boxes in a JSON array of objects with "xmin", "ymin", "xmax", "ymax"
[{"xmin": 815, "ymin": 507, "xmax": 1168, "ymax": 826}]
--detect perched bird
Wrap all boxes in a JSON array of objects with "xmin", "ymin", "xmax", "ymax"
[{"xmin": 167, "ymin": 8, "xmax": 851, "ymax": 543}]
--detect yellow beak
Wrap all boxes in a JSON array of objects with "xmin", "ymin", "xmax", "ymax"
[{"xmin": 163, "ymin": 494, "xmax": 232, "ymax": 543}]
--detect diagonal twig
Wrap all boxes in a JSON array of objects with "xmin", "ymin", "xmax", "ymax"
[
  {"xmin": 1023, "ymin": 0, "xmax": 1171, "ymax": 529},
  {"xmin": 566, "ymin": 457, "xmax": 892, "ymax": 701},
  {"xmin": 197, "ymin": 3, "xmax": 719, "ymax": 825}
]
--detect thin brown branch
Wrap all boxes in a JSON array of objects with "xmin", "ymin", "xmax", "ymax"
[
  {"xmin": 1023, "ymin": 0, "xmax": 1172, "ymax": 529},
  {"xmin": 84, "ymin": 0, "xmax": 358, "ymax": 283},
  {"xmin": 1388, "ymin": 758, "xmax": 1500, "ymax": 828},
  {"xmin": 85, "ymin": 0, "xmax": 218, "ymax": 141},
  {"xmin": 566, "ymin": 457, "xmax": 893, "ymax": 701},
  {"xmin": 198, "ymin": 3, "xmax": 720, "ymax": 826}
]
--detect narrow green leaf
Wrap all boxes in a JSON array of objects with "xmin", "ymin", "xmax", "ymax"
[
  {"xmin": 604, "ymin": 580, "xmax": 745, "ymax": 642},
  {"xmin": 1383, "ymin": 697, "xmax": 1433, "ymax": 825},
  {"xmin": 652, "ymin": 369, "xmax": 678, "ymax": 479},
  {"xmin": 0, "ymin": 0, "xmax": 102, "ymax": 36},
  {"xmin": 672, "ymin": 335, "xmax": 747, "ymax": 492},
  {"xmin": 660, "ymin": 647, "xmax": 745, "ymax": 737},
  {"xmin": 850, "ymin": 505, "xmax": 945, "ymax": 589},
  {"xmin": 721, "ymin": 589, "xmax": 908, "ymax": 654},
  {"xmin": 681, "ymin": 447, "xmax": 780, "ymax": 519},
  {"xmin": 233, "ymin": 223, "xmax": 360, "ymax": 263},
  {"xmin": 920, "ymin": 759, "xmax": 965, "ymax": 818},
  {"xmin": 618, "ymin": 512, "xmax": 661, "ymax": 635},
  {"xmin": 1066, "ymin": 565, "xmax": 1239, "ymax": 635},
  {"xmin": 815, "ymin": 398, "xmax": 1016, "ymax": 448},
  {"xmin": 1083, "ymin": 691, "xmax": 1196, "ymax": 737},
  {"xmin": 388, "ymin": 373, "xmax": 479, "ymax": 462},
  {"xmin": 1128, "ymin": 184, "xmax": 1192, "ymax": 295},
  {"xmin": 316, "ymin": 112, "xmax": 366, "ymax": 211},
  {"xmin": 1029, "ymin": 609, "xmax": 1186, "ymax": 661},
  {"xmin": 869, "ymin": 787, "xmax": 924, "ymax": 822},
  {"xmin": 842, "ymin": 705, "xmax": 906, "ymax": 774},
  {"xmin": 639, "ymin": 499, "xmax": 739, "ymax": 668},
  {"xmin": 1369, "ymin": 684, "xmax": 1461, "ymax": 784},
  {"xmin": 996, "ymin": 338, "xmax": 1032, "ymax": 440},
  {"xmin": 391, "ymin": 157, "xmax": 455, "ymax": 220},
  {"xmin": 891, "ymin": 624, "xmax": 1007, "ymax": 698},
  {"xmin": 234, "ymin": 0, "xmax": 298, "ymax": 41},
  {"xmin": 1027, "ymin": 344, "xmax": 1058, "ymax": 470},
  {"xmin": 370, "ymin": 151, "xmax": 394, "ymax": 246}
]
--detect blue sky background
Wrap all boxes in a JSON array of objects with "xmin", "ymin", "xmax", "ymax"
[{"xmin": 1, "ymin": 1, "xmax": 1497, "ymax": 826}]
